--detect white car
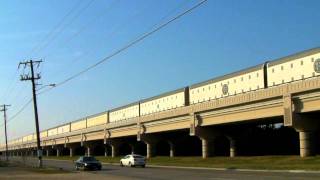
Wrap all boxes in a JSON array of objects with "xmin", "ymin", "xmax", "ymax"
[{"xmin": 120, "ymin": 154, "xmax": 146, "ymax": 168}]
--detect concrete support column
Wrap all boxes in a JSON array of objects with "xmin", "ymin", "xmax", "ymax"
[
  {"xmin": 230, "ymin": 140, "xmax": 236, "ymax": 158},
  {"xmin": 139, "ymin": 134, "xmax": 158, "ymax": 159},
  {"xmin": 106, "ymin": 140, "xmax": 121, "ymax": 158},
  {"xmin": 56, "ymin": 149, "xmax": 60, "ymax": 157},
  {"xmin": 111, "ymin": 144, "xmax": 118, "ymax": 158},
  {"xmin": 69, "ymin": 148, "xmax": 74, "ymax": 157},
  {"xmin": 46, "ymin": 149, "xmax": 49, "ymax": 157},
  {"xmin": 169, "ymin": 142, "xmax": 175, "ymax": 158},
  {"xmin": 146, "ymin": 142, "xmax": 156, "ymax": 159},
  {"xmin": 86, "ymin": 147, "xmax": 91, "ymax": 156},
  {"xmin": 130, "ymin": 144, "xmax": 135, "ymax": 154},
  {"xmin": 65, "ymin": 144, "xmax": 79, "ymax": 157},
  {"xmin": 104, "ymin": 146, "xmax": 108, "ymax": 157},
  {"xmin": 201, "ymin": 138, "xmax": 211, "ymax": 159},
  {"xmin": 190, "ymin": 125, "xmax": 218, "ymax": 159},
  {"xmin": 292, "ymin": 113, "xmax": 319, "ymax": 158},
  {"xmin": 299, "ymin": 131, "xmax": 315, "ymax": 157},
  {"xmin": 227, "ymin": 137, "xmax": 237, "ymax": 158}
]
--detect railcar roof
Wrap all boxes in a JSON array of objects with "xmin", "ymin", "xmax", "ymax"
[
  {"xmin": 109, "ymin": 101, "xmax": 140, "ymax": 112},
  {"xmin": 267, "ymin": 47, "xmax": 320, "ymax": 67},
  {"xmin": 140, "ymin": 87, "xmax": 186, "ymax": 104},
  {"xmin": 190, "ymin": 63, "xmax": 264, "ymax": 89}
]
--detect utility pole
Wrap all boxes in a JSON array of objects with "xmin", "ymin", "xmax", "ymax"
[
  {"xmin": 0, "ymin": 104, "xmax": 11, "ymax": 162},
  {"xmin": 19, "ymin": 60, "xmax": 43, "ymax": 168}
]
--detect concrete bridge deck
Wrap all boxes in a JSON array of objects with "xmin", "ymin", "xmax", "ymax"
[{"xmin": 2, "ymin": 77, "xmax": 320, "ymax": 158}]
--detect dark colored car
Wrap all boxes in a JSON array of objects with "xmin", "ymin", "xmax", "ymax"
[{"xmin": 75, "ymin": 156, "xmax": 102, "ymax": 170}]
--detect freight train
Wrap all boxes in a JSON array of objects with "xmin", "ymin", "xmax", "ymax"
[{"xmin": 7, "ymin": 47, "xmax": 320, "ymax": 145}]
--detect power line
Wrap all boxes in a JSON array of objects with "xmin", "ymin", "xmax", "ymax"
[
  {"xmin": 0, "ymin": 0, "xmax": 207, "ymax": 137},
  {"xmin": 43, "ymin": 0, "xmax": 119, "ymax": 59},
  {"xmin": 50, "ymin": 0, "xmax": 189, "ymax": 79},
  {"xmin": 27, "ymin": 0, "xmax": 85, "ymax": 57},
  {"xmin": 0, "ymin": 68, "xmax": 19, "ymax": 103},
  {"xmin": 46, "ymin": 0, "xmax": 152, "ymax": 79},
  {"xmin": 49, "ymin": 0, "xmax": 208, "ymax": 91},
  {"xmin": 0, "ymin": 0, "xmax": 85, "ymax": 107},
  {"xmin": 34, "ymin": 0, "xmax": 96, "ymax": 57}
]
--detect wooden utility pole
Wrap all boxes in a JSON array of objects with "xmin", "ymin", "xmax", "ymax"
[
  {"xmin": 19, "ymin": 60, "xmax": 42, "ymax": 168},
  {"xmin": 0, "ymin": 104, "xmax": 10, "ymax": 161}
]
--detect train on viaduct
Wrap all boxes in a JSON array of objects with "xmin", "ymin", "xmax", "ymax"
[{"xmin": 1, "ymin": 47, "xmax": 320, "ymax": 159}]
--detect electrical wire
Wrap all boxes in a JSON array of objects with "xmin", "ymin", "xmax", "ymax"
[
  {"xmin": 34, "ymin": 0, "xmax": 96, "ymax": 57},
  {"xmin": 27, "ymin": 0, "xmax": 85, "ymax": 57},
  {"xmin": 0, "ymin": 0, "xmax": 85, "ymax": 115},
  {"xmin": 0, "ymin": 0, "xmax": 207, "ymax": 137},
  {"xmin": 42, "ymin": 0, "xmax": 119, "ymax": 59},
  {"xmin": 2, "ymin": 82, "xmax": 59, "ymax": 128},
  {"xmin": 49, "ymin": 0, "xmax": 208, "ymax": 91},
  {"xmin": 0, "ymin": 69, "xmax": 19, "ymax": 103},
  {"xmin": 47, "ymin": 0, "xmax": 152, "ymax": 78},
  {"xmin": 7, "ymin": 99, "xmax": 33, "ymax": 125}
]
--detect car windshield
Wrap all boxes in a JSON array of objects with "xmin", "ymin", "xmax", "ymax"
[
  {"xmin": 83, "ymin": 157, "xmax": 97, "ymax": 161},
  {"xmin": 133, "ymin": 155, "xmax": 144, "ymax": 159}
]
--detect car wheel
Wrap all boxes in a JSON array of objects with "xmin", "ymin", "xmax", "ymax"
[
  {"xmin": 129, "ymin": 162, "xmax": 135, "ymax": 167},
  {"xmin": 142, "ymin": 165, "xmax": 145, "ymax": 168},
  {"xmin": 120, "ymin": 161, "xmax": 124, "ymax": 167},
  {"xmin": 75, "ymin": 165, "xmax": 79, "ymax": 171}
]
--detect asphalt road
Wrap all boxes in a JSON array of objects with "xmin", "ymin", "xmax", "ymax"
[{"xmin": 6, "ymin": 156, "xmax": 320, "ymax": 180}]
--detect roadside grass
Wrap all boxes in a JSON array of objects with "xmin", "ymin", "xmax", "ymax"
[
  {"xmin": 0, "ymin": 160, "xmax": 9, "ymax": 167},
  {"xmin": 146, "ymin": 156, "xmax": 320, "ymax": 170},
  {"xmin": 44, "ymin": 155, "xmax": 320, "ymax": 170},
  {"xmin": 0, "ymin": 158, "xmax": 71, "ymax": 174}
]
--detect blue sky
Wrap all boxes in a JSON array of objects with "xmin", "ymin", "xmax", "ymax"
[{"xmin": 0, "ymin": 0, "xmax": 320, "ymax": 143}]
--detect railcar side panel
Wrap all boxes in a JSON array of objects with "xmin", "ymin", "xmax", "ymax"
[
  {"xmin": 71, "ymin": 119, "xmax": 87, "ymax": 131},
  {"xmin": 190, "ymin": 69, "xmax": 264, "ymax": 104},
  {"xmin": 48, "ymin": 128, "xmax": 58, "ymax": 137},
  {"xmin": 40, "ymin": 131, "xmax": 48, "ymax": 138},
  {"xmin": 57, "ymin": 124, "xmax": 70, "ymax": 134},
  {"xmin": 87, "ymin": 112, "xmax": 108, "ymax": 127},
  {"xmin": 140, "ymin": 90, "xmax": 185, "ymax": 116},
  {"xmin": 109, "ymin": 104, "xmax": 139, "ymax": 122},
  {"xmin": 268, "ymin": 52, "xmax": 320, "ymax": 87}
]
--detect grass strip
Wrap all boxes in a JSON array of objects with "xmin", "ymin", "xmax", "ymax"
[{"xmin": 43, "ymin": 155, "xmax": 320, "ymax": 170}]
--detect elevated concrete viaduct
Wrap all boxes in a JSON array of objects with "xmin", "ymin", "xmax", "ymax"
[{"xmin": 2, "ymin": 77, "xmax": 320, "ymax": 159}]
